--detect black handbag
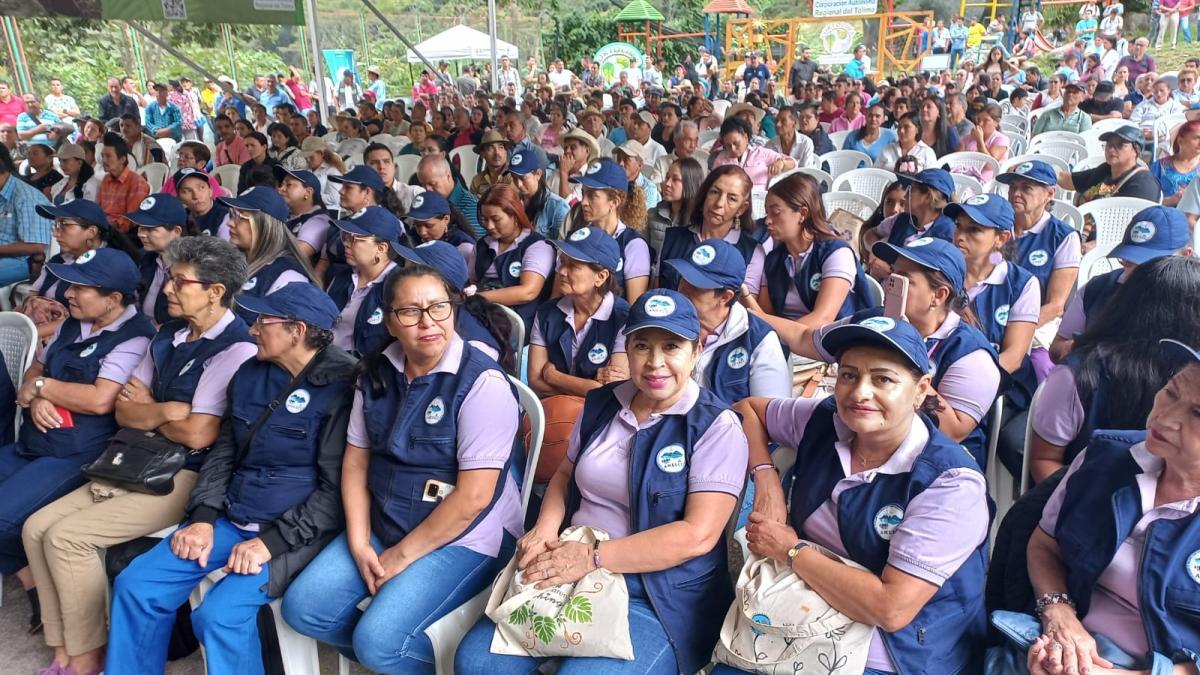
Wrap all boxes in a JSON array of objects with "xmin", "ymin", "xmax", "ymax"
[{"xmin": 82, "ymin": 428, "xmax": 190, "ymax": 496}]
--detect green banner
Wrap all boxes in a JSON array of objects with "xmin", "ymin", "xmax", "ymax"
[
  {"xmin": 0, "ymin": 0, "xmax": 304, "ymax": 25},
  {"xmin": 794, "ymin": 19, "xmax": 865, "ymax": 68}
]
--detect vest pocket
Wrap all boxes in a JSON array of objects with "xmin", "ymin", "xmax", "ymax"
[{"xmin": 1166, "ymin": 586, "xmax": 1200, "ymax": 616}]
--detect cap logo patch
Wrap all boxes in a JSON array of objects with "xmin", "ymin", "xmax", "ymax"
[
  {"xmin": 511, "ymin": 152, "xmax": 525, "ymax": 166},
  {"xmin": 994, "ymin": 304, "xmax": 1010, "ymax": 326},
  {"xmin": 1027, "ymin": 249, "xmax": 1049, "ymax": 267},
  {"xmin": 1129, "ymin": 221, "xmax": 1156, "ymax": 244},
  {"xmin": 412, "ymin": 195, "xmax": 424, "ymax": 209},
  {"xmin": 77, "ymin": 249, "xmax": 97, "ymax": 264},
  {"xmin": 616, "ymin": 258, "xmax": 624, "ymax": 272},
  {"xmin": 507, "ymin": 261, "xmax": 523, "ymax": 278},
  {"xmin": 691, "ymin": 244, "xmax": 716, "ymax": 266},
  {"xmin": 655, "ymin": 444, "xmax": 686, "ymax": 473},
  {"xmin": 417, "ymin": 240, "xmax": 436, "ymax": 248},
  {"xmin": 80, "ymin": 343, "xmax": 98, "ymax": 358},
  {"xmin": 178, "ymin": 359, "xmax": 196, "ymax": 377},
  {"xmin": 367, "ymin": 307, "xmax": 384, "ymax": 325},
  {"xmin": 1187, "ymin": 549, "xmax": 1200, "ymax": 585},
  {"xmin": 965, "ymin": 194, "xmax": 990, "ymax": 206},
  {"xmin": 587, "ymin": 343, "xmax": 609, "ymax": 364},
  {"xmin": 1017, "ymin": 161, "xmax": 1034, "ymax": 173},
  {"xmin": 586, "ymin": 162, "xmax": 603, "ymax": 175},
  {"xmin": 569, "ymin": 227, "xmax": 591, "ymax": 242},
  {"xmin": 425, "ymin": 397, "xmax": 446, "ymax": 424},
  {"xmin": 285, "ymin": 389, "xmax": 311, "ymax": 414},
  {"xmin": 643, "ymin": 294, "xmax": 676, "ymax": 318},
  {"xmin": 874, "ymin": 504, "xmax": 904, "ymax": 540},
  {"xmin": 139, "ymin": 196, "xmax": 157, "ymax": 211},
  {"xmin": 242, "ymin": 277, "xmax": 258, "ymax": 291},
  {"xmin": 859, "ymin": 316, "xmax": 896, "ymax": 333},
  {"xmin": 727, "ymin": 346, "xmax": 749, "ymax": 369},
  {"xmin": 908, "ymin": 237, "xmax": 935, "ymax": 247}
]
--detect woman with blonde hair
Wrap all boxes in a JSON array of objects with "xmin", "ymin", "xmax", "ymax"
[{"xmin": 567, "ymin": 158, "xmax": 653, "ymax": 302}]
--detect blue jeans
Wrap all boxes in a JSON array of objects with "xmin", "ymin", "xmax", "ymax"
[
  {"xmin": 985, "ymin": 611, "xmax": 1175, "ymax": 675},
  {"xmin": 951, "ymin": 46, "xmax": 965, "ymax": 68},
  {"xmin": 0, "ymin": 442, "xmax": 91, "ymax": 574},
  {"xmin": 455, "ymin": 574, "xmax": 678, "ymax": 675},
  {"xmin": 0, "ymin": 255, "xmax": 30, "ymax": 286},
  {"xmin": 107, "ymin": 519, "xmax": 272, "ymax": 675},
  {"xmin": 714, "ymin": 666, "xmax": 892, "ymax": 674},
  {"xmin": 282, "ymin": 531, "xmax": 515, "ymax": 674}
]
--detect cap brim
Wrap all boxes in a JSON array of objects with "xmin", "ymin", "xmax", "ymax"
[
  {"xmin": 620, "ymin": 318, "xmax": 699, "ymax": 341},
  {"xmin": 125, "ymin": 211, "xmax": 174, "ymax": 228},
  {"xmin": 335, "ymin": 218, "xmax": 375, "ymax": 237},
  {"xmin": 550, "ymin": 239, "xmax": 603, "ymax": 267},
  {"xmin": 216, "ymin": 195, "xmax": 263, "ymax": 213},
  {"xmin": 233, "ymin": 293, "xmax": 284, "ymax": 319},
  {"xmin": 871, "ymin": 241, "xmax": 938, "ymax": 271},
  {"xmin": 664, "ymin": 258, "xmax": 728, "ymax": 290},
  {"xmin": 391, "ymin": 244, "xmax": 427, "ymax": 266},
  {"xmin": 570, "ymin": 175, "xmax": 624, "ymax": 191},
  {"xmin": 821, "ymin": 324, "xmax": 930, "ymax": 374},
  {"xmin": 35, "ymin": 204, "xmax": 76, "ymax": 220},
  {"xmin": 942, "ymin": 203, "xmax": 1009, "ymax": 230},
  {"xmin": 1110, "ymin": 242, "xmax": 1171, "ymax": 265},
  {"xmin": 1162, "ymin": 338, "xmax": 1200, "ymax": 366},
  {"xmin": 46, "ymin": 262, "xmax": 111, "ymax": 290},
  {"xmin": 996, "ymin": 171, "xmax": 1055, "ymax": 187}
]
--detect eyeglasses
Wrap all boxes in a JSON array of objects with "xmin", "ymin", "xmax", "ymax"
[
  {"xmin": 340, "ymin": 231, "xmax": 375, "ymax": 245},
  {"xmin": 389, "ymin": 300, "xmax": 455, "ymax": 326},
  {"xmin": 166, "ymin": 274, "xmax": 211, "ymax": 288},
  {"xmin": 253, "ymin": 316, "xmax": 293, "ymax": 328},
  {"xmin": 51, "ymin": 219, "xmax": 84, "ymax": 231}
]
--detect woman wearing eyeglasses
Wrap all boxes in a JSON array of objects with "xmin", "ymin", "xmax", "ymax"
[
  {"xmin": 283, "ymin": 264, "xmax": 522, "ymax": 674},
  {"xmin": 106, "ymin": 282, "xmax": 355, "ymax": 675},
  {"xmin": 23, "ymin": 237, "xmax": 256, "ymax": 675}
]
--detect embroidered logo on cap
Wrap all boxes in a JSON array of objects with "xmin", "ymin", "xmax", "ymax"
[
  {"xmin": 859, "ymin": 316, "xmax": 896, "ymax": 333},
  {"xmin": 586, "ymin": 162, "xmax": 602, "ymax": 175},
  {"xmin": 569, "ymin": 227, "xmax": 591, "ymax": 242},
  {"xmin": 643, "ymin": 294, "xmax": 676, "ymax": 318},
  {"xmin": 77, "ymin": 249, "xmax": 97, "ymax": 264},
  {"xmin": 285, "ymin": 389, "xmax": 310, "ymax": 413},
  {"xmin": 417, "ymin": 240, "xmax": 436, "ymax": 248},
  {"xmin": 1129, "ymin": 221, "xmax": 1156, "ymax": 244},
  {"xmin": 1027, "ymin": 249, "xmax": 1049, "ymax": 267},
  {"xmin": 425, "ymin": 397, "xmax": 445, "ymax": 424},
  {"xmin": 139, "ymin": 196, "xmax": 157, "ymax": 211},
  {"xmin": 995, "ymin": 304, "xmax": 1010, "ymax": 326},
  {"xmin": 908, "ymin": 237, "xmax": 935, "ymax": 247},
  {"xmin": 965, "ymin": 194, "xmax": 990, "ymax": 206},
  {"xmin": 587, "ymin": 343, "xmax": 608, "ymax": 364},
  {"xmin": 178, "ymin": 359, "xmax": 196, "ymax": 376},
  {"xmin": 80, "ymin": 343, "xmax": 97, "ymax": 358},
  {"xmin": 809, "ymin": 273, "xmax": 822, "ymax": 291},
  {"xmin": 507, "ymin": 261, "xmax": 523, "ymax": 278},
  {"xmin": 412, "ymin": 194, "xmax": 424, "ymax": 209},
  {"xmin": 1187, "ymin": 549, "xmax": 1200, "ymax": 584},
  {"xmin": 727, "ymin": 346, "xmax": 749, "ymax": 369},
  {"xmin": 655, "ymin": 444, "xmax": 686, "ymax": 473},
  {"xmin": 511, "ymin": 152, "xmax": 524, "ymax": 166},
  {"xmin": 367, "ymin": 308, "xmax": 384, "ymax": 325},
  {"xmin": 874, "ymin": 504, "xmax": 904, "ymax": 541},
  {"xmin": 242, "ymin": 277, "xmax": 258, "ymax": 290},
  {"xmin": 1017, "ymin": 161, "xmax": 1034, "ymax": 173},
  {"xmin": 691, "ymin": 244, "xmax": 716, "ymax": 266}
]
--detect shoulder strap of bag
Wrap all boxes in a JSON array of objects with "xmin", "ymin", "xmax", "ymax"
[{"xmin": 238, "ymin": 348, "xmax": 327, "ymax": 458}]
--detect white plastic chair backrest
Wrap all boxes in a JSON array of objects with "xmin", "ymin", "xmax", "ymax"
[
  {"xmin": 827, "ymin": 130, "xmax": 851, "ymax": 149},
  {"xmin": 940, "ymin": 151, "xmax": 1001, "ymax": 180},
  {"xmin": 1001, "ymin": 113, "xmax": 1029, "ymax": 133},
  {"xmin": 1077, "ymin": 128, "xmax": 1107, "ymax": 159},
  {"xmin": 831, "ymin": 167, "xmax": 895, "ymax": 203},
  {"xmin": 1090, "ymin": 118, "xmax": 1132, "ymax": 135},
  {"xmin": 699, "ymin": 128, "xmax": 720, "ymax": 145},
  {"xmin": 1019, "ymin": 380, "xmax": 1047, "ymax": 496},
  {"xmin": 1049, "ymin": 199, "xmax": 1085, "ymax": 231},
  {"xmin": 213, "ymin": 164, "xmax": 242, "ymax": 192},
  {"xmin": 449, "ymin": 146, "xmax": 479, "ymax": 184},
  {"xmin": 819, "ymin": 149, "xmax": 871, "ymax": 178},
  {"xmin": 1154, "ymin": 112, "xmax": 1188, "ymax": 159},
  {"xmin": 1029, "ymin": 141, "xmax": 1083, "ymax": 168},
  {"xmin": 1072, "ymin": 155, "xmax": 1105, "ymax": 172},
  {"xmin": 861, "ymin": 275, "xmax": 884, "ymax": 307},
  {"xmin": 1002, "ymin": 153, "xmax": 1070, "ymax": 174},
  {"xmin": 951, "ymin": 173, "xmax": 984, "ymax": 199},
  {"xmin": 497, "ymin": 304, "xmax": 526, "ymax": 377},
  {"xmin": 509, "ymin": 376, "xmax": 543, "ymax": 515},
  {"xmin": 795, "ymin": 166, "xmax": 833, "ymax": 192},
  {"xmin": 711, "ymin": 99, "xmax": 731, "ymax": 118},
  {"xmin": 1078, "ymin": 197, "xmax": 1159, "ymax": 249},
  {"xmin": 766, "ymin": 167, "xmax": 802, "ymax": 189},
  {"xmin": 336, "ymin": 137, "xmax": 368, "ymax": 160},
  {"xmin": 369, "ymin": 133, "xmax": 394, "ymax": 145},
  {"xmin": 822, "ymin": 191, "xmax": 878, "ymax": 220},
  {"xmin": 1076, "ymin": 241, "xmax": 1120, "ymax": 291},
  {"xmin": 0, "ymin": 312, "xmax": 35, "ymax": 436},
  {"xmin": 1030, "ymin": 131, "xmax": 1086, "ymax": 150},
  {"xmin": 985, "ymin": 396, "xmax": 1014, "ymax": 531},
  {"xmin": 1008, "ymin": 134, "xmax": 1028, "ymax": 157},
  {"xmin": 395, "ymin": 154, "xmax": 421, "ymax": 183},
  {"xmin": 136, "ymin": 162, "xmax": 169, "ymax": 191},
  {"xmin": 157, "ymin": 138, "xmax": 178, "ymax": 171},
  {"xmin": 343, "ymin": 154, "xmax": 361, "ymax": 170}
]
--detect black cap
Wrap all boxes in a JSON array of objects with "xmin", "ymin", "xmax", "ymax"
[
  {"xmin": 1094, "ymin": 80, "xmax": 1115, "ymax": 96},
  {"xmin": 1099, "ymin": 125, "xmax": 1145, "ymax": 150}
]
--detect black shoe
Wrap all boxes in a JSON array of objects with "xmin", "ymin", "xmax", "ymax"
[{"xmin": 28, "ymin": 587, "xmax": 42, "ymax": 634}]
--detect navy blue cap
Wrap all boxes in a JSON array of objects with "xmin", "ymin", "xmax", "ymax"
[
  {"xmin": 1099, "ymin": 125, "xmax": 1145, "ymax": 150},
  {"xmin": 665, "ymin": 239, "xmax": 747, "ymax": 290},
  {"xmin": 172, "ymin": 167, "xmax": 213, "ymax": 191},
  {"xmin": 1162, "ymin": 338, "xmax": 1200, "ymax": 367},
  {"xmin": 898, "ymin": 168, "xmax": 955, "ymax": 200},
  {"xmin": 622, "ymin": 289, "xmax": 701, "ymax": 341},
  {"xmin": 406, "ymin": 191, "xmax": 452, "ymax": 221},
  {"xmin": 508, "ymin": 149, "xmax": 546, "ymax": 176},
  {"xmin": 821, "ymin": 315, "xmax": 933, "ymax": 374},
  {"xmin": 46, "ymin": 248, "xmax": 139, "ymax": 295},
  {"xmin": 235, "ymin": 281, "xmax": 340, "ymax": 330},
  {"xmin": 872, "ymin": 236, "xmax": 967, "ymax": 295},
  {"xmin": 943, "ymin": 193, "xmax": 1014, "ymax": 232},
  {"xmin": 552, "ymin": 226, "xmax": 621, "ymax": 273},
  {"xmin": 996, "ymin": 159, "xmax": 1058, "ymax": 187},
  {"xmin": 218, "ymin": 186, "xmax": 290, "ymax": 223},
  {"xmin": 125, "ymin": 193, "xmax": 187, "ymax": 228},
  {"xmin": 394, "ymin": 240, "xmax": 469, "ymax": 290},
  {"xmin": 273, "ymin": 165, "xmax": 322, "ymax": 197},
  {"xmin": 35, "ymin": 199, "xmax": 110, "ymax": 230},
  {"xmin": 330, "ymin": 165, "xmax": 386, "ymax": 193},
  {"xmin": 1111, "ymin": 206, "xmax": 1191, "ymax": 265},
  {"xmin": 336, "ymin": 205, "xmax": 402, "ymax": 242},
  {"xmin": 570, "ymin": 158, "xmax": 629, "ymax": 193}
]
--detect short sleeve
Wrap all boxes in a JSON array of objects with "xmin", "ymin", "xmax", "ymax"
[
  {"xmin": 1052, "ymin": 230, "xmax": 1082, "ymax": 269},
  {"xmin": 1056, "ymin": 287, "xmax": 1087, "ymax": 339},
  {"xmin": 457, "ymin": 370, "xmax": 521, "ymax": 469},
  {"xmin": 887, "ymin": 468, "xmax": 989, "ymax": 586},
  {"xmin": 188, "ymin": 343, "xmax": 258, "ymax": 416},
  {"xmin": 1179, "ymin": 178, "xmax": 1200, "ymax": 216},
  {"xmin": 744, "ymin": 243, "xmax": 766, "ymax": 296},
  {"xmin": 1070, "ymin": 165, "xmax": 1104, "ymax": 194},
  {"xmin": 1038, "ymin": 450, "xmax": 1090, "ymax": 537},
  {"xmin": 130, "ymin": 349, "xmax": 154, "ymax": 386},
  {"xmin": 1008, "ymin": 275, "xmax": 1042, "ymax": 324},
  {"xmin": 520, "ymin": 240, "xmax": 556, "ymax": 280},
  {"xmin": 936, "ymin": 349, "xmax": 1001, "ymax": 422},
  {"xmin": 764, "ymin": 397, "xmax": 827, "ymax": 448},
  {"xmin": 267, "ymin": 270, "xmax": 312, "ymax": 294},
  {"xmin": 1031, "ymin": 364, "xmax": 1085, "ymax": 447},
  {"xmin": 97, "ymin": 336, "xmax": 152, "ymax": 385},
  {"xmin": 529, "ymin": 317, "xmax": 547, "ymax": 347},
  {"xmin": 621, "ymin": 237, "xmax": 652, "ymax": 281},
  {"xmin": 820, "ymin": 246, "xmax": 859, "ymax": 286},
  {"xmin": 346, "ymin": 388, "xmax": 368, "ymax": 448},
  {"xmin": 687, "ymin": 409, "xmax": 749, "ymax": 495}
]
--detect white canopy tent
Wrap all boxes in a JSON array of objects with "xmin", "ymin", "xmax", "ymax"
[{"xmin": 405, "ymin": 24, "xmax": 518, "ymax": 63}]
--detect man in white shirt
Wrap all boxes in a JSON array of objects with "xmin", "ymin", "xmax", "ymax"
[
  {"xmin": 630, "ymin": 111, "xmax": 667, "ymax": 175},
  {"xmin": 1020, "ymin": 5, "xmax": 1045, "ymax": 33},
  {"xmin": 651, "ymin": 120, "xmax": 705, "ymax": 183},
  {"xmin": 496, "ymin": 55, "xmax": 522, "ymax": 98},
  {"xmin": 547, "ymin": 59, "xmax": 574, "ymax": 92},
  {"xmin": 643, "ymin": 58, "xmax": 664, "ymax": 88},
  {"xmin": 765, "ymin": 107, "xmax": 817, "ymax": 168},
  {"xmin": 1130, "ymin": 78, "xmax": 1184, "ymax": 139},
  {"xmin": 44, "ymin": 78, "xmax": 80, "ymax": 122}
]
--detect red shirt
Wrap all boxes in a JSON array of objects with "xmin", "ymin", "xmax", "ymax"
[
  {"xmin": 98, "ymin": 167, "xmax": 151, "ymax": 233},
  {"xmin": 0, "ymin": 96, "xmax": 26, "ymax": 126},
  {"xmin": 215, "ymin": 135, "xmax": 250, "ymax": 167}
]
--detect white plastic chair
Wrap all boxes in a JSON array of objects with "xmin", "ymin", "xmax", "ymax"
[
  {"xmin": 698, "ymin": 129, "xmax": 720, "ymax": 146},
  {"xmin": 386, "ymin": 136, "xmax": 411, "ymax": 156},
  {"xmin": 940, "ymin": 151, "xmax": 1001, "ymax": 181},
  {"xmin": 369, "ymin": 133, "xmax": 395, "ymax": 145},
  {"xmin": 766, "ymin": 167, "xmax": 802, "ymax": 189},
  {"xmin": 1075, "ymin": 241, "xmax": 1121, "ymax": 291},
  {"xmin": 1078, "ymin": 197, "xmax": 1160, "ymax": 249},
  {"xmin": 750, "ymin": 189, "xmax": 767, "ymax": 220},
  {"xmin": 985, "ymin": 396, "xmax": 1014, "ymax": 542},
  {"xmin": 794, "ymin": 166, "xmax": 833, "ymax": 192},
  {"xmin": 497, "ymin": 304, "xmax": 526, "ymax": 378},
  {"xmin": 1018, "ymin": 381, "xmax": 1047, "ymax": 496},
  {"xmin": 0, "ymin": 312, "xmax": 36, "ymax": 438},
  {"xmin": 395, "ymin": 155, "xmax": 421, "ymax": 184},
  {"xmin": 1153, "ymin": 113, "xmax": 1188, "ymax": 159},
  {"xmin": 212, "ymin": 164, "xmax": 242, "ymax": 193},
  {"xmin": 1077, "ymin": 128, "xmax": 1107, "ymax": 159},
  {"xmin": 952, "ymin": 173, "xmax": 985, "ymax": 199},
  {"xmin": 818, "ymin": 149, "xmax": 871, "ymax": 178},
  {"xmin": 1030, "ymin": 129, "xmax": 1085, "ymax": 149},
  {"xmin": 1072, "ymin": 155, "xmax": 1106, "ymax": 173},
  {"xmin": 136, "ymin": 162, "xmax": 170, "ymax": 192},
  {"xmin": 827, "ymin": 130, "xmax": 851, "ymax": 149},
  {"xmin": 831, "ymin": 167, "xmax": 896, "ymax": 203},
  {"xmin": 1001, "ymin": 113, "xmax": 1029, "ymax": 136},
  {"xmin": 449, "ymin": 146, "xmax": 480, "ymax": 186},
  {"xmin": 336, "ymin": 138, "xmax": 368, "ymax": 161},
  {"xmin": 1029, "ymin": 140, "xmax": 1085, "ymax": 168},
  {"xmin": 189, "ymin": 575, "xmax": 320, "ymax": 675},
  {"xmin": 822, "ymin": 191, "xmax": 878, "ymax": 220},
  {"xmin": 1049, "ymin": 200, "xmax": 1085, "ymax": 232},
  {"xmin": 1001, "ymin": 153, "xmax": 1071, "ymax": 174},
  {"xmin": 861, "ymin": 275, "xmax": 884, "ymax": 307},
  {"xmin": 1089, "ymin": 118, "xmax": 1132, "ymax": 135},
  {"xmin": 711, "ymin": 99, "xmax": 731, "ymax": 119},
  {"xmin": 157, "ymin": 138, "xmax": 178, "ymax": 171},
  {"xmin": 1007, "ymin": 134, "xmax": 1028, "ymax": 158}
]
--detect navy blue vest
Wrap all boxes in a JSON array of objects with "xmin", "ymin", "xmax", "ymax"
[
  {"xmin": 1053, "ymin": 430, "xmax": 1200, "ymax": 665},
  {"xmin": 566, "ymin": 384, "xmax": 735, "ymax": 675},
  {"xmin": 234, "ymin": 255, "xmax": 309, "ymax": 324},
  {"xmin": 326, "ymin": 266, "xmax": 391, "ymax": 357},
  {"xmin": 473, "ymin": 232, "xmax": 553, "ymax": 330},
  {"xmin": 763, "ymin": 239, "xmax": 873, "ymax": 320},
  {"xmin": 286, "ymin": 209, "xmax": 329, "ymax": 238},
  {"xmin": 612, "ymin": 226, "xmax": 653, "ymax": 292},
  {"xmin": 533, "ymin": 294, "xmax": 629, "ymax": 379},
  {"xmin": 886, "ymin": 213, "xmax": 956, "ymax": 247},
  {"xmin": 1014, "ymin": 216, "xmax": 1075, "ymax": 299},
  {"xmin": 704, "ymin": 311, "xmax": 781, "ymax": 405},
  {"xmin": 657, "ymin": 226, "xmax": 757, "ymax": 291},
  {"xmin": 0, "ymin": 351, "xmax": 13, "ymax": 445},
  {"xmin": 971, "ymin": 262, "xmax": 1038, "ymax": 409},
  {"xmin": 457, "ymin": 310, "xmax": 502, "ymax": 357},
  {"xmin": 321, "ymin": 225, "xmax": 349, "ymax": 285},
  {"xmin": 223, "ymin": 354, "xmax": 353, "ymax": 526},
  {"xmin": 788, "ymin": 398, "xmax": 989, "ymax": 674},
  {"xmin": 1079, "ymin": 269, "xmax": 1122, "ymax": 332},
  {"xmin": 190, "ymin": 201, "xmax": 229, "ymax": 238},
  {"xmin": 22, "ymin": 313, "xmax": 155, "ymax": 459},
  {"xmin": 360, "ymin": 343, "xmax": 520, "ymax": 548},
  {"xmin": 439, "ymin": 225, "xmax": 476, "ymax": 248},
  {"xmin": 137, "ymin": 252, "xmax": 171, "ymax": 325},
  {"xmin": 37, "ymin": 253, "xmax": 70, "ymax": 304}
]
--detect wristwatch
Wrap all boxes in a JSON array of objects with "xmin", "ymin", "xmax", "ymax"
[
  {"xmin": 786, "ymin": 540, "xmax": 810, "ymax": 569},
  {"xmin": 34, "ymin": 377, "xmax": 46, "ymax": 397}
]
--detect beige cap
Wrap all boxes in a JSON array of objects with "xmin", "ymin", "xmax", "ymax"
[
  {"xmin": 613, "ymin": 139, "xmax": 646, "ymax": 162},
  {"xmin": 559, "ymin": 127, "xmax": 601, "ymax": 160},
  {"xmin": 637, "ymin": 110, "xmax": 657, "ymax": 128},
  {"xmin": 301, "ymin": 136, "xmax": 328, "ymax": 156},
  {"xmin": 367, "ymin": 65, "xmax": 381, "ymax": 76},
  {"xmin": 727, "ymin": 102, "xmax": 765, "ymax": 125},
  {"xmin": 57, "ymin": 142, "xmax": 85, "ymax": 161},
  {"xmin": 474, "ymin": 128, "xmax": 508, "ymax": 153}
]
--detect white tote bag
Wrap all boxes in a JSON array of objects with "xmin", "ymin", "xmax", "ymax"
[
  {"xmin": 485, "ymin": 526, "xmax": 634, "ymax": 660},
  {"xmin": 714, "ymin": 544, "xmax": 875, "ymax": 674}
]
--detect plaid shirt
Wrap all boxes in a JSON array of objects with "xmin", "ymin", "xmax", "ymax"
[
  {"xmin": 0, "ymin": 172, "xmax": 51, "ymax": 250},
  {"xmin": 98, "ymin": 167, "xmax": 150, "ymax": 233}
]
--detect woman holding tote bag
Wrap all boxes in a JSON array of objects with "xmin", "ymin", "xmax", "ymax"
[
  {"xmin": 716, "ymin": 315, "xmax": 991, "ymax": 675},
  {"xmin": 457, "ymin": 289, "xmax": 749, "ymax": 675}
]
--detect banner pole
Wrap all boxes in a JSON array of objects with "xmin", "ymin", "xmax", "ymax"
[{"xmin": 222, "ymin": 24, "xmax": 239, "ymax": 85}]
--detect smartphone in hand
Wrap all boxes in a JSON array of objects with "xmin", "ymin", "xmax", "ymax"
[{"xmin": 883, "ymin": 274, "xmax": 910, "ymax": 322}]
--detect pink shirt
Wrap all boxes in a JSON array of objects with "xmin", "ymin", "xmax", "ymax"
[
  {"xmin": 957, "ymin": 130, "xmax": 1010, "ymax": 180},
  {"xmin": 829, "ymin": 113, "xmax": 866, "ymax": 133},
  {"xmin": 162, "ymin": 173, "xmax": 228, "ymax": 200},
  {"xmin": 345, "ymin": 335, "xmax": 524, "ymax": 557},
  {"xmin": 0, "ymin": 95, "xmax": 26, "ymax": 126},
  {"xmin": 765, "ymin": 396, "xmax": 989, "ymax": 672},
  {"xmin": 40, "ymin": 305, "xmax": 150, "ymax": 385},
  {"xmin": 712, "ymin": 145, "xmax": 789, "ymax": 191},
  {"xmin": 215, "ymin": 135, "xmax": 250, "ymax": 167}
]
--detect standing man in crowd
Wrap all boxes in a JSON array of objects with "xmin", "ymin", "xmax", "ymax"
[
  {"xmin": 742, "ymin": 52, "xmax": 771, "ymax": 92},
  {"xmin": 365, "ymin": 66, "xmax": 387, "ymax": 107},
  {"xmin": 43, "ymin": 78, "xmax": 79, "ymax": 123},
  {"xmin": 0, "ymin": 82, "xmax": 27, "ymax": 127},
  {"xmin": 789, "ymin": 47, "xmax": 819, "ymax": 92},
  {"xmin": 144, "ymin": 83, "xmax": 183, "ymax": 143}
]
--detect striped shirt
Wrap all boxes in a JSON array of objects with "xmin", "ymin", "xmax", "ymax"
[{"xmin": 0, "ymin": 172, "xmax": 52, "ymax": 250}]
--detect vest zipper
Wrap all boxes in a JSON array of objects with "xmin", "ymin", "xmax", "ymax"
[
  {"xmin": 1136, "ymin": 519, "xmax": 1157, "ymax": 655},
  {"xmin": 627, "ymin": 430, "xmax": 680, "ymax": 667}
]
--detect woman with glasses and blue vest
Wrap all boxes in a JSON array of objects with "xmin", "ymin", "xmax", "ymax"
[
  {"xmin": 406, "ymin": 190, "xmax": 477, "ymax": 265},
  {"xmin": 282, "ymin": 263, "xmax": 522, "ymax": 673},
  {"xmin": 658, "ymin": 165, "xmax": 766, "ymax": 297},
  {"xmin": 989, "ymin": 339, "xmax": 1200, "ymax": 675},
  {"xmin": 570, "ymin": 158, "xmax": 653, "ymax": 302},
  {"xmin": 5, "ymin": 248, "xmax": 153, "ymax": 635},
  {"xmin": 868, "ymin": 169, "xmax": 957, "ymax": 248},
  {"xmin": 107, "ymin": 282, "xmax": 355, "ymax": 675},
  {"xmin": 127, "ymin": 193, "xmax": 188, "ymax": 326},
  {"xmin": 1050, "ymin": 207, "xmax": 1194, "ymax": 362},
  {"xmin": 327, "ymin": 207, "xmax": 401, "ymax": 357},
  {"xmin": 792, "ymin": 238, "xmax": 1003, "ymax": 468},
  {"xmin": 22, "ymin": 236, "xmax": 256, "ymax": 675},
  {"xmin": 743, "ymin": 173, "xmax": 875, "ymax": 348},
  {"xmin": 220, "ymin": 187, "xmax": 320, "ymax": 324},
  {"xmin": 1024, "ymin": 256, "xmax": 1200, "ymax": 485},
  {"xmin": 457, "ymin": 289, "xmax": 748, "ymax": 675},
  {"xmin": 721, "ymin": 315, "xmax": 990, "ymax": 675},
  {"xmin": 471, "ymin": 183, "xmax": 556, "ymax": 330}
]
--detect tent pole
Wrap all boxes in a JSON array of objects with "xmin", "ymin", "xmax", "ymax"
[
  {"xmin": 357, "ymin": 0, "xmax": 452, "ymax": 87},
  {"xmin": 302, "ymin": 0, "xmax": 330, "ymax": 125},
  {"xmin": 488, "ymin": 0, "xmax": 499, "ymax": 91}
]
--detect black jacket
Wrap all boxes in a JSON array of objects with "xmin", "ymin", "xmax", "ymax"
[
  {"xmin": 98, "ymin": 93, "xmax": 141, "ymax": 123},
  {"xmin": 187, "ymin": 346, "xmax": 356, "ymax": 597}
]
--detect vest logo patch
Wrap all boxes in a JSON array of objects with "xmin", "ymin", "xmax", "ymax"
[
  {"xmin": 691, "ymin": 244, "xmax": 716, "ymax": 266},
  {"xmin": 367, "ymin": 307, "xmax": 384, "ymax": 325},
  {"xmin": 178, "ymin": 359, "xmax": 196, "ymax": 376},
  {"xmin": 242, "ymin": 276, "xmax": 258, "ymax": 290},
  {"xmin": 994, "ymin": 304, "xmax": 1010, "ymax": 326},
  {"xmin": 965, "ymin": 194, "xmax": 990, "ymax": 206},
  {"xmin": 77, "ymin": 249, "xmax": 97, "ymax": 264},
  {"xmin": 425, "ymin": 397, "xmax": 446, "ymax": 424},
  {"xmin": 655, "ymin": 444, "xmax": 686, "ymax": 473},
  {"xmin": 727, "ymin": 346, "xmax": 749, "ymax": 369},
  {"xmin": 859, "ymin": 316, "xmax": 895, "ymax": 333},
  {"xmin": 412, "ymin": 194, "xmax": 425, "ymax": 209},
  {"xmin": 1027, "ymin": 249, "xmax": 1049, "ymax": 267},
  {"xmin": 569, "ymin": 226, "xmax": 591, "ymax": 241},
  {"xmin": 908, "ymin": 236, "xmax": 935, "ymax": 247},
  {"xmin": 587, "ymin": 343, "xmax": 608, "ymax": 364},
  {"xmin": 874, "ymin": 504, "xmax": 904, "ymax": 541},
  {"xmin": 1129, "ymin": 221, "xmax": 1156, "ymax": 244},
  {"xmin": 139, "ymin": 196, "xmax": 157, "ymax": 211},
  {"xmin": 616, "ymin": 257, "xmax": 624, "ymax": 272},
  {"xmin": 809, "ymin": 272, "xmax": 822, "ymax": 291},
  {"xmin": 643, "ymin": 294, "xmax": 676, "ymax": 318},
  {"xmin": 508, "ymin": 261, "xmax": 523, "ymax": 278},
  {"xmin": 1187, "ymin": 549, "xmax": 1200, "ymax": 585},
  {"xmin": 285, "ymin": 389, "xmax": 310, "ymax": 413},
  {"xmin": 80, "ymin": 343, "xmax": 98, "ymax": 358}
]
